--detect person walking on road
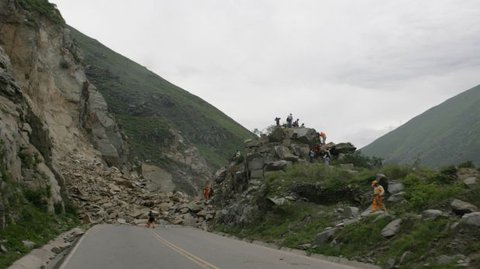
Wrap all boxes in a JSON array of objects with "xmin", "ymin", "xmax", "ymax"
[{"xmin": 146, "ymin": 210, "xmax": 156, "ymax": 228}]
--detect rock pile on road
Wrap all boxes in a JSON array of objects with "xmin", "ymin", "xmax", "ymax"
[{"xmin": 59, "ymin": 153, "xmax": 214, "ymax": 228}]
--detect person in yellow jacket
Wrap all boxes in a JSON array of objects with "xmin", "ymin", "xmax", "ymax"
[{"xmin": 370, "ymin": 180, "xmax": 387, "ymax": 213}]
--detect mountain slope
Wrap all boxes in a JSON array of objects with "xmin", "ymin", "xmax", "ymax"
[
  {"xmin": 362, "ymin": 85, "xmax": 480, "ymax": 167},
  {"xmin": 68, "ymin": 27, "xmax": 255, "ymax": 169}
]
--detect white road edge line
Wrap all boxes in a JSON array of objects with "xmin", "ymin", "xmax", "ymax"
[{"xmin": 58, "ymin": 226, "xmax": 92, "ymax": 269}]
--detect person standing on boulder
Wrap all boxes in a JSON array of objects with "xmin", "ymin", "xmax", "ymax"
[
  {"xmin": 319, "ymin": 131, "xmax": 327, "ymax": 144},
  {"xmin": 286, "ymin": 113, "xmax": 293, "ymax": 128},
  {"xmin": 275, "ymin": 117, "xmax": 281, "ymax": 126},
  {"xmin": 293, "ymin": 119, "xmax": 299, "ymax": 127},
  {"xmin": 370, "ymin": 180, "xmax": 387, "ymax": 213}
]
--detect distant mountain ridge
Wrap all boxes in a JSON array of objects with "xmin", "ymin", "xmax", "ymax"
[{"xmin": 362, "ymin": 85, "xmax": 480, "ymax": 168}]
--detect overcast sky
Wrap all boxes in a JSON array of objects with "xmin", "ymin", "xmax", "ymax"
[{"xmin": 51, "ymin": 0, "xmax": 480, "ymax": 148}]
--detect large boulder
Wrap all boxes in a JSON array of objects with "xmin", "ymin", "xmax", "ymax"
[
  {"xmin": 274, "ymin": 146, "xmax": 297, "ymax": 162},
  {"xmin": 464, "ymin": 177, "xmax": 478, "ymax": 189},
  {"xmin": 268, "ymin": 127, "xmax": 286, "ymax": 143},
  {"xmin": 246, "ymin": 154, "xmax": 265, "ymax": 170},
  {"xmin": 290, "ymin": 128, "xmax": 318, "ymax": 145},
  {"xmin": 388, "ymin": 182, "xmax": 404, "ymax": 194},
  {"xmin": 381, "ymin": 219, "xmax": 402, "ymax": 238},
  {"xmin": 265, "ymin": 160, "xmax": 290, "ymax": 171},
  {"xmin": 451, "ymin": 199, "xmax": 478, "ymax": 215},
  {"xmin": 387, "ymin": 192, "xmax": 405, "ymax": 203},
  {"xmin": 343, "ymin": 206, "xmax": 360, "ymax": 219},
  {"xmin": 330, "ymin": 143, "xmax": 356, "ymax": 155},
  {"xmin": 422, "ymin": 209, "xmax": 445, "ymax": 220},
  {"xmin": 214, "ymin": 168, "xmax": 227, "ymax": 184},
  {"xmin": 244, "ymin": 138, "xmax": 262, "ymax": 148},
  {"xmin": 313, "ymin": 228, "xmax": 336, "ymax": 246},
  {"xmin": 460, "ymin": 212, "xmax": 480, "ymax": 227},
  {"xmin": 290, "ymin": 143, "xmax": 310, "ymax": 158}
]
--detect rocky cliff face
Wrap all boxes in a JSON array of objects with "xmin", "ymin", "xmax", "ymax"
[
  {"xmin": 0, "ymin": 0, "xmax": 130, "ymax": 215},
  {"xmin": 211, "ymin": 127, "xmax": 356, "ymax": 227},
  {"xmin": 0, "ymin": 0, "xmax": 128, "ymax": 168}
]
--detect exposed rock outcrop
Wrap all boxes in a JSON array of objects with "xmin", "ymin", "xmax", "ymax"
[
  {"xmin": 0, "ymin": 0, "xmax": 128, "ymax": 171},
  {"xmin": 212, "ymin": 126, "xmax": 358, "ymax": 227}
]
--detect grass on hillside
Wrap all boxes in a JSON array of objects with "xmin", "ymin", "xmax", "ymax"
[
  {"xmin": 215, "ymin": 161, "xmax": 480, "ymax": 268},
  {"xmin": 18, "ymin": 0, "xmax": 64, "ymax": 24},
  {"xmin": 0, "ymin": 179, "xmax": 79, "ymax": 268},
  {"xmin": 362, "ymin": 85, "xmax": 480, "ymax": 168}
]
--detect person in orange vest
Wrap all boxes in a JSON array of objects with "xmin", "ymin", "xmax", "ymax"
[
  {"xmin": 203, "ymin": 184, "xmax": 211, "ymax": 200},
  {"xmin": 319, "ymin": 132, "xmax": 327, "ymax": 144},
  {"xmin": 370, "ymin": 180, "xmax": 387, "ymax": 213}
]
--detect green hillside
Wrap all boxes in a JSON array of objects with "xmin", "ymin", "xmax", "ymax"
[
  {"xmin": 362, "ymin": 85, "xmax": 480, "ymax": 168},
  {"xmin": 69, "ymin": 27, "xmax": 254, "ymax": 168}
]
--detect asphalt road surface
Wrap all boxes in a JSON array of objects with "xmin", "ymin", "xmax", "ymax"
[{"xmin": 60, "ymin": 224, "xmax": 368, "ymax": 269}]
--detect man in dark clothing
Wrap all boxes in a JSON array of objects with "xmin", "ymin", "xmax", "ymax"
[
  {"xmin": 286, "ymin": 113, "xmax": 293, "ymax": 128},
  {"xmin": 275, "ymin": 117, "xmax": 281, "ymax": 126},
  {"xmin": 146, "ymin": 210, "xmax": 156, "ymax": 228}
]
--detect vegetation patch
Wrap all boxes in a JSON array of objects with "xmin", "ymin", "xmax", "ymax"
[
  {"xmin": 0, "ymin": 142, "xmax": 78, "ymax": 268},
  {"xmin": 214, "ymin": 158, "xmax": 480, "ymax": 268},
  {"xmin": 18, "ymin": 0, "xmax": 64, "ymax": 24}
]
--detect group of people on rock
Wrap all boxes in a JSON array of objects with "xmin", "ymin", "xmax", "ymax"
[{"xmin": 275, "ymin": 114, "xmax": 304, "ymax": 128}]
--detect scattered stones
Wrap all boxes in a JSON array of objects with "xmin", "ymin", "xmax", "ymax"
[
  {"xmin": 267, "ymin": 197, "xmax": 286, "ymax": 206},
  {"xmin": 464, "ymin": 177, "xmax": 478, "ymax": 189},
  {"xmin": 22, "ymin": 240, "xmax": 35, "ymax": 249},
  {"xmin": 460, "ymin": 212, "xmax": 480, "ymax": 227},
  {"xmin": 387, "ymin": 182, "xmax": 404, "ymax": 194},
  {"xmin": 422, "ymin": 209, "xmax": 445, "ymax": 220},
  {"xmin": 298, "ymin": 243, "xmax": 312, "ymax": 250},
  {"xmin": 60, "ymin": 153, "xmax": 213, "ymax": 229},
  {"xmin": 381, "ymin": 219, "xmax": 402, "ymax": 238},
  {"xmin": 435, "ymin": 254, "xmax": 466, "ymax": 265},
  {"xmin": 387, "ymin": 192, "xmax": 405, "ymax": 203},
  {"xmin": 265, "ymin": 160, "xmax": 290, "ymax": 171},
  {"xmin": 313, "ymin": 228, "xmax": 336, "ymax": 246},
  {"xmin": 399, "ymin": 251, "xmax": 412, "ymax": 265},
  {"xmin": 451, "ymin": 199, "xmax": 478, "ymax": 215},
  {"xmin": 343, "ymin": 206, "xmax": 360, "ymax": 219},
  {"xmin": 383, "ymin": 257, "xmax": 396, "ymax": 269}
]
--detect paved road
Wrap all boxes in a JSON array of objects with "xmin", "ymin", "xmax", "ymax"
[{"xmin": 60, "ymin": 224, "xmax": 371, "ymax": 269}]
